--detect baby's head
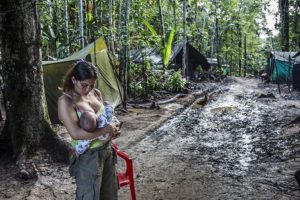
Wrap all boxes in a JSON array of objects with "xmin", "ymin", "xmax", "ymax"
[{"xmin": 80, "ymin": 111, "xmax": 97, "ymax": 132}]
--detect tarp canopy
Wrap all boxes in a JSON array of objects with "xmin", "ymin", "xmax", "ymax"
[
  {"xmin": 271, "ymin": 51, "xmax": 300, "ymax": 63},
  {"xmin": 268, "ymin": 51, "xmax": 300, "ymax": 83},
  {"xmin": 43, "ymin": 38, "xmax": 123, "ymax": 124},
  {"xmin": 130, "ymin": 42, "xmax": 210, "ymax": 77},
  {"xmin": 292, "ymin": 51, "xmax": 300, "ymax": 59},
  {"xmin": 130, "ymin": 47, "xmax": 162, "ymax": 65},
  {"xmin": 293, "ymin": 64, "xmax": 300, "ymax": 90},
  {"xmin": 167, "ymin": 42, "xmax": 210, "ymax": 78}
]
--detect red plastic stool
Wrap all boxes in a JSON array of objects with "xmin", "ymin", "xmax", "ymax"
[{"xmin": 113, "ymin": 143, "xmax": 137, "ymax": 200}]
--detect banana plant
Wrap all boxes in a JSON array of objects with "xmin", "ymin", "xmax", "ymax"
[
  {"xmin": 142, "ymin": 19, "xmax": 176, "ymax": 67},
  {"xmin": 162, "ymin": 28, "xmax": 176, "ymax": 66}
]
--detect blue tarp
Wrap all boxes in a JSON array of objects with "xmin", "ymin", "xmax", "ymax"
[
  {"xmin": 268, "ymin": 51, "xmax": 300, "ymax": 84},
  {"xmin": 271, "ymin": 59, "xmax": 293, "ymax": 83}
]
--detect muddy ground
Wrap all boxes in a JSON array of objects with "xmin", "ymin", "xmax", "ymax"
[{"xmin": 1, "ymin": 77, "xmax": 300, "ymax": 200}]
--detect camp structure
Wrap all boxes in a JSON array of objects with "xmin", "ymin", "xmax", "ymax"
[
  {"xmin": 267, "ymin": 51, "xmax": 300, "ymax": 89},
  {"xmin": 130, "ymin": 47, "xmax": 163, "ymax": 66},
  {"xmin": 130, "ymin": 42, "xmax": 210, "ymax": 78},
  {"xmin": 167, "ymin": 42, "xmax": 210, "ymax": 78},
  {"xmin": 292, "ymin": 51, "xmax": 300, "ymax": 90},
  {"xmin": 42, "ymin": 38, "xmax": 123, "ymax": 124}
]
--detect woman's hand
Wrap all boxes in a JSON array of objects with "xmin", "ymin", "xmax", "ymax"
[{"xmin": 107, "ymin": 123, "xmax": 122, "ymax": 140}]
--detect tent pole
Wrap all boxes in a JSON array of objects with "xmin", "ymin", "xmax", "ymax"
[
  {"xmin": 271, "ymin": 38, "xmax": 281, "ymax": 95},
  {"xmin": 274, "ymin": 54, "xmax": 281, "ymax": 95},
  {"xmin": 91, "ymin": 0, "xmax": 98, "ymax": 88}
]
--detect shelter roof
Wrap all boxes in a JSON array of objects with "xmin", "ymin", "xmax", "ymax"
[
  {"xmin": 293, "ymin": 51, "xmax": 300, "ymax": 59},
  {"xmin": 271, "ymin": 51, "xmax": 300, "ymax": 63},
  {"xmin": 43, "ymin": 38, "xmax": 107, "ymax": 65},
  {"xmin": 130, "ymin": 42, "xmax": 210, "ymax": 71},
  {"xmin": 130, "ymin": 47, "xmax": 162, "ymax": 65}
]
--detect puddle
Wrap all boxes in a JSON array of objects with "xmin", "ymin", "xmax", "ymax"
[
  {"xmin": 128, "ymin": 78, "xmax": 300, "ymax": 199},
  {"xmin": 162, "ymin": 103, "xmax": 184, "ymax": 111},
  {"xmin": 210, "ymin": 106, "xmax": 237, "ymax": 112}
]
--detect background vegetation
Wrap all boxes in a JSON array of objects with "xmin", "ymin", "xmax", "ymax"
[{"xmin": 38, "ymin": 0, "xmax": 300, "ymax": 98}]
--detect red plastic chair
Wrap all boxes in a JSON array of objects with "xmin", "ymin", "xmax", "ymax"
[{"xmin": 113, "ymin": 143, "xmax": 137, "ymax": 200}]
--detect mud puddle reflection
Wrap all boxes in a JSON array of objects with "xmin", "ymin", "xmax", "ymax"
[{"xmin": 127, "ymin": 78, "xmax": 300, "ymax": 199}]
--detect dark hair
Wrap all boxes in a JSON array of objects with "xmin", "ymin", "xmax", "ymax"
[{"xmin": 62, "ymin": 60, "xmax": 99, "ymax": 92}]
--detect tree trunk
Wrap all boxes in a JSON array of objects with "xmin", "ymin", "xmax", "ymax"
[
  {"xmin": 0, "ymin": 0, "xmax": 69, "ymax": 162},
  {"xmin": 244, "ymin": 33, "xmax": 247, "ymax": 77},
  {"xmin": 109, "ymin": 0, "xmax": 116, "ymax": 54},
  {"xmin": 182, "ymin": 0, "xmax": 187, "ymax": 78},
  {"xmin": 230, "ymin": 31, "xmax": 233, "ymax": 76},
  {"xmin": 292, "ymin": 0, "xmax": 300, "ymax": 49},
  {"xmin": 173, "ymin": 0, "xmax": 177, "ymax": 29},
  {"xmin": 214, "ymin": 1, "xmax": 220, "ymax": 69},
  {"xmin": 157, "ymin": 0, "xmax": 165, "ymax": 48},
  {"xmin": 79, "ymin": 0, "xmax": 85, "ymax": 48},
  {"xmin": 116, "ymin": 0, "xmax": 122, "ymax": 48},
  {"xmin": 64, "ymin": 0, "xmax": 70, "ymax": 55},
  {"xmin": 49, "ymin": 2, "xmax": 57, "ymax": 57},
  {"xmin": 119, "ymin": 0, "xmax": 131, "ymax": 109},
  {"xmin": 279, "ymin": 0, "xmax": 289, "ymax": 51},
  {"xmin": 237, "ymin": 23, "xmax": 242, "ymax": 77},
  {"xmin": 100, "ymin": 0, "xmax": 103, "ymax": 24}
]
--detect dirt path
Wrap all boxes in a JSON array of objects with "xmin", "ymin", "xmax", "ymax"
[
  {"xmin": 1, "ymin": 77, "xmax": 300, "ymax": 200},
  {"xmin": 118, "ymin": 77, "xmax": 300, "ymax": 200}
]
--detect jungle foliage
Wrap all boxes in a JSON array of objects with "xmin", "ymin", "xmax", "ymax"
[{"xmin": 38, "ymin": 0, "xmax": 300, "ymax": 100}]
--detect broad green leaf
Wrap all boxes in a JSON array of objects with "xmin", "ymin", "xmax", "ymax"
[
  {"xmin": 163, "ymin": 28, "xmax": 176, "ymax": 65},
  {"xmin": 142, "ymin": 20, "xmax": 158, "ymax": 36}
]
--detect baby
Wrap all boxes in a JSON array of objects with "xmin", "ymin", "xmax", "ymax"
[
  {"xmin": 74, "ymin": 104, "xmax": 119, "ymax": 155},
  {"xmin": 80, "ymin": 104, "xmax": 118, "ymax": 139},
  {"xmin": 80, "ymin": 112, "xmax": 115, "ymax": 140}
]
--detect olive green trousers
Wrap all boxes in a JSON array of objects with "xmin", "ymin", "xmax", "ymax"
[{"xmin": 69, "ymin": 143, "xmax": 118, "ymax": 200}]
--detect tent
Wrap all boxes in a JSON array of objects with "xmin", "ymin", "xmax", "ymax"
[
  {"xmin": 267, "ymin": 51, "xmax": 300, "ymax": 84},
  {"xmin": 167, "ymin": 42, "xmax": 210, "ymax": 78},
  {"xmin": 293, "ymin": 63, "xmax": 300, "ymax": 90},
  {"xmin": 130, "ymin": 42, "xmax": 210, "ymax": 77},
  {"xmin": 43, "ymin": 38, "xmax": 123, "ymax": 124}
]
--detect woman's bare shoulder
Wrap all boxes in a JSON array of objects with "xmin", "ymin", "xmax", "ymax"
[{"xmin": 58, "ymin": 93, "xmax": 73, "ymax": 106}]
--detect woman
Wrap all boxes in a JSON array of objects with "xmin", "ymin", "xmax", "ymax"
[{"xmin": 58, "ymin": 59, "xmax": 120, "ymax": 200}]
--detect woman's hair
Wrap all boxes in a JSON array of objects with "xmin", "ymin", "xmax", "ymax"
[{"xmin": 61, "ymin": 60, "xmax": 99, "ymax": 92}]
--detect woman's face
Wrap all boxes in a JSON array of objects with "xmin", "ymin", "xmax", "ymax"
[{"xmin": 73, "ymin": 78, "xmax": 96, "ymax": 96}]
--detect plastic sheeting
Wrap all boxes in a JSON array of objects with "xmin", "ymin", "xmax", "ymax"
[{"xmin": 293, "ymin": 64, "xmax": 300, "ymax": 90}]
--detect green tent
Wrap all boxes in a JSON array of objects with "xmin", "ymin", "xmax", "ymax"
[
  {"xmin": 43, "ymin": 38, "xmax": 123, "ymax": 124},
  {"xmin": 268, "ymin": 51, "xmax": 300, "ymax": 83}
]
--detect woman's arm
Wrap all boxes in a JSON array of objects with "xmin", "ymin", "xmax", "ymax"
[{"xmin": 58, "ymin": 95, "xmax": 116, "ymax": 140}]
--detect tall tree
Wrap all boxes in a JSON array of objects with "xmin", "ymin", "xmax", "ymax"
[
  {"xmin": 49, "ymin": 1, "xmax": 58, "ymax": 57},
  {"xmin": 0, "ymin": 0, "xmax": 69, "ymax": 162},
  {"xmin": 182, "ymin": 0, "xmax": 187, "ymax": 78},
  {"xmin": 108, "ymin": 0, "xmax": 116, "ymax": 54},
  {"xmin": 173, "ymin": 0, "xmax": 177, "ymax": 29},
  {"xmin": 64, "ymin": 0, "xmax": 70, "ymax": 55},
  {"xmin": 119, "ymin": 0, "xmax": 131, "ymax": 109},
  {"xmin": 279, "ymin": 0, "xmax": 289, "ymax": 51},
  {"xmin": 79, "ymin": 0, "xmax": 84, "ymax": 48},
  {"xmin": 290, "ymin": 0, "xmax": 300, "ymax": 49},
  {"xmin": 244, "ymin": 33, "xmax": 247, "ymax": 77},
  {"xmin": 157, "ymin": 0, "xmax": 165, "ymax": 48},
  {"xmin": 214, "ymin": 0, "xmax": 220, "ymax": 68}
]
